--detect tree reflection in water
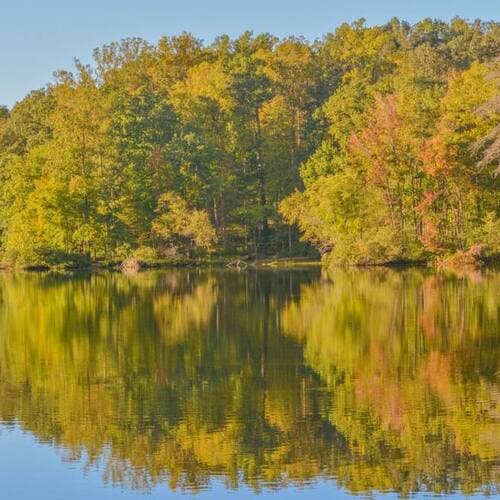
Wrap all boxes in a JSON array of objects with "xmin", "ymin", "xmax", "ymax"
[{"xmin": 0, "ymin": 268, "xmax": 498, "ymax": 496}]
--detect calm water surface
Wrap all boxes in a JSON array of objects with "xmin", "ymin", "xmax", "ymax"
[{"xmin": 0, "ymin": 268, "xmax": 498, "ymax": 498}]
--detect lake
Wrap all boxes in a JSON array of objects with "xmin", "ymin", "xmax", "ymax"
[{"xmin": 0, "ymin": 267, "xmax": 498, "ymax": 499}]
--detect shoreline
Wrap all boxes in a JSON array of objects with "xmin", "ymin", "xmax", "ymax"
[
  {"xmin": 1, "ymin": 255, "xmax": 498, "ymax": 273},
  {"xmin": 0, "ymin": 256, "xmax": 322, "ymax": 273}
]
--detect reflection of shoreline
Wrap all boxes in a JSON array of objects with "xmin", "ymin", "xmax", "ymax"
[
  {"xmin": 0, "ymin": 269, "xmax": 498, "ymax": 496},
  {"xmin": 282, "ymin": 268, "xmax": 500, "ymax": 495}
]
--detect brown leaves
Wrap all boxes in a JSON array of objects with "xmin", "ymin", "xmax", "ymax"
[{"xmin": 420, "ymin": 135, "xmax": 452, "ymax": 177}]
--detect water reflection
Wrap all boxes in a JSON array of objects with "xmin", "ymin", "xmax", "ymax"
[{"xmin": 0, "ymin": 268, "xmax": 498, "ymax": 496}]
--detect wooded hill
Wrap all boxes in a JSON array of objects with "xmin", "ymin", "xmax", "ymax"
[{"xmin": 0, "ymin": 18, "xmax": 498, "ymax": 267}]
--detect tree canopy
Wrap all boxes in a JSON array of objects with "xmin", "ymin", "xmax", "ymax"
[{"xmin": 0, "ymin": 18, "xmax": 498, "ymax": 267}]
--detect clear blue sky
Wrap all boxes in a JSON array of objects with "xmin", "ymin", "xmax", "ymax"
[{"xmin": 1, "ymin": 0, "xmax": 498, "ymax": 107}]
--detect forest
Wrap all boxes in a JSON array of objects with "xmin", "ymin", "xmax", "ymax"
[{"xmin": 0, "ymin": 18, "xmax": 498, "ymax": 268}]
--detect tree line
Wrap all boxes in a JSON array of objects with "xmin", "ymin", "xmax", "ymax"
[{"xmin": 0, "ymin": 18, "xmax": 498, "ymax": 267}]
